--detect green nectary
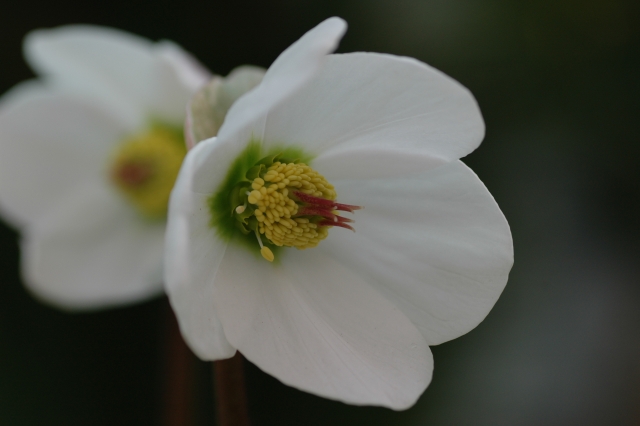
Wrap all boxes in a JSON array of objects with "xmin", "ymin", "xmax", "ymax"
[{"xmin": 208, "ymin": 139, "xmax": 314, "ymax": 258}]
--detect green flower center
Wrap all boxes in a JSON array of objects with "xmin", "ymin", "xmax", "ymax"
[
  {"xmin": 109, "ymin": 125, "xmax": 186, "ymax": 219},
  {"xmin": 209, "ymin": 141, "xmax": 360, "ymax": 262}
]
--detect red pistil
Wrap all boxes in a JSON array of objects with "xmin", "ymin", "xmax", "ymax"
[
  {"xmin": 336, "ymin": 216, "xmax": 355, "ymax": 224},
  {"xmin": 292, "ymin": 190, "xmax": 360, "ymax": 232},
  {"xmin": 292, "ymin": 191, "xmax": 335, "ymax": 207},
  {"xmin": 334, "ymin": 202, "xmax": 362, "ymax": 213},
  {"xmin": 292, "ymin": 191, "xmax": 362, "ymax": 212},
  {"xmin": 318, "ymin": 220, "xmax": 355, "ymax": 231},
  {"xmin": 114, "ymin": 161, "xmax": 154, "ymax": 187},
  {"xmin": 296, "ymin": 206, "xmax": 335, "ymax": 220},
  {"xmin": 296, "ymin": 206, "xmax": 354, "ymax": 223}
]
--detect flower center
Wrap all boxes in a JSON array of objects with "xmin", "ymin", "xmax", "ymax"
[
  {"xmin": 228, "ymin": 155, "xmax": 360, "ymax": 262},
  {"xmin": 109, "ymin": 125, "xmax": 186, "ymax": 219}
]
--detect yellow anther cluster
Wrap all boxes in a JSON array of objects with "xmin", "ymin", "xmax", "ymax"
[
  {"xmin": 247, "ymin": 162, "xmax": 335, "ymax": 250},
  {"xmin": 110, "ymin": 127, "xmax": 186, "ymax": 219}
]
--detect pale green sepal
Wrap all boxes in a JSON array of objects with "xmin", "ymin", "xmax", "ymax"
[{"xmin": 187, "ymin": 66, "xmax": 266, "ymax": 146}]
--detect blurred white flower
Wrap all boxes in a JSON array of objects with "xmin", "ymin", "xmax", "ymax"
[
  {"xmin": 165, "ymin": 17, "xmax": 513, "ymax": 409},
  {"xmin": 0, "ymin": 25, "xmax": 263, "ymax": 309}
]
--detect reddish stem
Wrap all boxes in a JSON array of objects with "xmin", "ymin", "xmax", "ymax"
[
  {"xmin": 214, "ymin": 353, "xmax": 251, "ymax": 426},
  {"xmin": 162, "ymin": 300, "xmax": 196, "ymax": 426}
]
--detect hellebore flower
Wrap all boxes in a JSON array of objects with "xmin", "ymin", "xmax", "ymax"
[
  {"xmin": 0, "ymin": 26, "xmax": 264, "ymax": 309},
  {"xmin": 165, "ymin": 17, "xmax": 513, "ymax": 409}
]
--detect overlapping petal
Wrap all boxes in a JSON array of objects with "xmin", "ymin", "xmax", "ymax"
[
  {"xmin": 0, "ymin": 81, "xmax": 129, "ymax": 227},
  {"xmin": 213, "ymin": 244, "xmax": 432, "ymax": 409},
  {"xmin": 155, "ymin": 40, "xmax": 211, "ymax": 93},
  {"xmin": 165, "ymin": 138, "xmax": 234, "ymax": 359},
  {"xmin": 191, "ymin": 17, "xmax": 347, "ymax": 193},
  {"xmin": 24, "ymin": 25, "xmax": 199, "ymax": 127},
  {"xmin": 321, "ymin": 159, "xmax": 513, "ymax": 345},
  {"xmin": 22, "ymin": 180, "xmax": 164, "ymax": 310},
  {"xmin": 263, "ymin": 53, "xmax": 484, "ymax": 179}
]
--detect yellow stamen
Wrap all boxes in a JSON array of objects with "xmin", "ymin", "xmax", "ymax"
[
  {"xmin": 260, "ymin": 246, "xmax": 275, "ymax": 262},
  {"xmin": 246, "ymin": 162, "xmax": 336, "ymax": 261}
]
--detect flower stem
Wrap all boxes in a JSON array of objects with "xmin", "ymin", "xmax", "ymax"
[
  {"xmin": 213, "ymin": 353, "xmax": 251, "ymax": 426},
  {"xmin": 162, "ymin": 299, "xmax": 195, "ymax": 426}
]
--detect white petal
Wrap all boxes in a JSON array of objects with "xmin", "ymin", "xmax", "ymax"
[
  {"xmin": 259, "ymin": 17, "xmax": 346, "ymax": 104},
  {"xmin": 214, "ymin": 244, "xmax": 433, "ymax": 409},
  {"xmin": 0, "ymin": 81, "xmax": 128, "ymax": 227},
  {"xmin": 155, "ymin": 40, "xmax": 212, "ymax": 93},
  {"xmin": 22, "ymin": 180, "xmax": 165, "ymax": 310},
  {"xmin": 24, "ymin": 25, "xmax": 196, "ymax": 126},
  {"xmin": 24, "ymin": 25, "xmax": 151, "ymax": 126},
  {"xmin": 261, "ymin": 53, "xmax": 484, "ymax": 177},
  {"xmin": 165, "ymin": 138, "xmax": 235, "ymax": 360},
  {"xmin": 196, "ymin": 18, "xmax": 346, "ymax": 190},
  {"xmin": 321, "ymin": 160, "xmax": 513, "ymax": 345},
  {"xmin": 148, "ymin": 42, "xmax": 208, "ymax": 124}
]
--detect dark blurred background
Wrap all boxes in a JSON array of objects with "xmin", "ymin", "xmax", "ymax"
[{"xmin": 1, "ymin": 0, "xmax": 639, "ymax": 425}]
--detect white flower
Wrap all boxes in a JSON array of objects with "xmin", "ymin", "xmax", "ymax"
[
  {"xmin": 0, "ymin": 25, "xmax": 263, "ymax": 309},
  {"xmin": 165, "ymin": 17, "xmax": 513, "ymax": 410}
]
